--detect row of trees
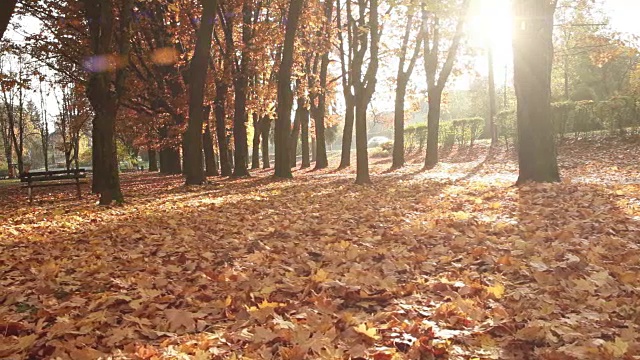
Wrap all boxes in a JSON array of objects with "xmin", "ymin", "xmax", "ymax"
[
  {"xmin": 3, "ymin": 0, "xmax": 631, "ymax": 202},
  {"xmin": 0, "ymin": 46, "xmax": 90, "ymax": 176}
]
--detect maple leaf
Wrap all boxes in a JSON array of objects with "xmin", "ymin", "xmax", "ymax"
[
  {"xmin": 354, "ymin": 323, "xmax": 381, "ymax": 340},
  {"xmin": 604, "ymin": 337, "xmax": 629, "ymax": 357},
  {"xmin": 164, "ymin": 309, "xmax": 196, "ymax": 333}
]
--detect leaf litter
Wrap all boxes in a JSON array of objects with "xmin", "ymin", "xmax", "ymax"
[{"xmin": 0, "ymin": 138, "xmax": 639, "ymax": 359}]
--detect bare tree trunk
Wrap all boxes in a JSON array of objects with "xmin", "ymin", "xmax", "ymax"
[
  {"xmin": 214, "ymin": 84, "xmax": 232, "ymax": 176},
  {"xmin": 300, "ymin": 100, "xmax": 310, "ymax": 168},
  {"xmin": 289, "ymin": 98, "xmax": 303, "ymax": 168},
  {"xmin": 0, "ymin": 0, "xmax": 17, "ymax": 40},
  {"xmin": 260, "ymin": 116, "xmax": 270, "ymax": 168},
  {"xmin": 313, "ymin": 0, "xmax": 333, "ymax": 170},
  {"xmin": 487, "ymin": 44, "xmax": 498, "ymax": 146},
  {"xmin": 203, "ymin": 107, "xmax": 219, "ymax": 176},
  {"xmin": 274, "ymin": 0, "xmax": 303, "ymax": 178},
  {"xmin": 159, "ymin": 125, "xmax": 182, "ymax": 174},
  {"xmin": 83, "ymin": 0, "xmax": 132, "ymax": 204},
  {"xmin": 513, "ymin": 0, "xmax": 560, "ymax": 183},
  {"xmin": 392, "ymin": 9, "xmax": 422, "ymax": 169},
  {"xmin": 231, "ymin": 1, "xmax": 252, "ymax": 177},
  {"xmin": 184, "ymin": 0, "xmax": 217, "ymax": 185},
  {"xmin": 424, "ymin": 89, "xmax": 442, "ymax": 168},
  {"xmin": 148, "ymin": 148, "xmax": 158, "ymax": 171},
  {"xmin": 251, "ymin": 112, "xmax": 260, "ymax": 169},
  {"xmin": 354, "ymin": 96, "xmax": 371, "ymax": 184}
]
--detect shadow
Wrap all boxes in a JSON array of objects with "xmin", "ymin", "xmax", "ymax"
[
  {"xmin": 4, "ymin": 143, "xmax": 640, "ymax": 359},
  {"xmin": 454, "ymin": 146, "xmax": 496, "ymax": 183}
]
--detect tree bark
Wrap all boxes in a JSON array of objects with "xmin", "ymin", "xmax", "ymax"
[
  {"xmin": 260, "ymin": 116, "xmax": 270, "ymax": 168},
  {"xmin": 148, "ymin": 148, "xmax": 158, "ymax": 171},
  {"xmin": 231, "ymin": 1, "xmax": 252, "ymax": 177},
  {"xmin": 203, "ymin": 106, "xmax": 219, "ymax": 176},
  {"xmin": 274, "ymin": 0, "xmax": 303, "ymax": 178},
  {"xmin": 184, "ymin": 0, "xmax": 217, "ymax": 185},
  {"xmin": 424, "ymin": 89, "xmax": 442, "ymax": 168},
  {"xmin": 0, "ymin": 0, "xmax": 17, "ymax": 40},
  {"xmin": 312, "ymin": 0, "xmax": 333, "ymax": 170},
  {"xmin": 214, "ymin": 83, "xmax": 232, "ymax": 176},
  {"xmin": 300, "ymin": 100, "xmax": 310, "ymax": 168},
  {"xmin": 354, "ymin": 96, "xmax": 371, "ymax": 184},
  {"xmin": 392, "ymin": 82, "xmax": 407, "ymax": 168},
  {"xmin": 289, "ymin": 99, "xmax": 303, "ymax": 168},
  {"xmin": 391, "ymin": 9, "xmax": 422, "ymax": 169},
  {"xmin": 512, "ymin": 0, "xmax": 560, "ymax": 184},
  {"xmin": 421, "ymin": 0, "xmax": 470, "ymax": 169},
  {"xmin": 487, "ymin": 44, "xmax": 498, "ymax": 146},
  {"xmin": 83, "ymin": 0, "xmax": 132, "ymax": 205},
  {"xmin": 251, "ymin": 112, "xmax": 260, "ymax": 169},
  {"xmin": 338, "ymin": 103, "xmax": 354, "ymax": 168},
  {"xmin": 158, "ymin": 124, "xmax": 182, "ymax": 174}
]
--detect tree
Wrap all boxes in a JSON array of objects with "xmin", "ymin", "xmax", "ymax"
[
  {"xmin": 83, "ymin": 0, "xmax": 133, "ymax": 204},
  {"xmin": 343, "ymin": 0, "xmax": 381, "ymax": 184},
  {"xmin": 37, "ymin": 77, "xmax": 50, "ymax": 171},
  {"xmin": 512, "ymin": 0, "xmax": 560, "ymax": 183},
  {"xmin": 274, "ymin": 0, "xmax": 304, "ymax": 178},
  {"xmin": 311, "ymin": 0, "xmax": 333, "ymax": 170},
  {"xmin": 0, "ymin": 50, "xmax": 31, "ymax": 175},
  {"xmin": 487, "ymin": 43, "xmax": 498, "ymax": 146},
  {"xmin": 184, "ymin": 0, "xmax": 218, "ymax": 185},
  {"xmin": 336, "ymin": 0, "xmax": 354, "ymax": 169},
  {"xmin": 0, "ymin": 0, "xmax": 17, "ymax": 40},
  {"xmin": 422, "ymin": 0, "xmax": 470, "ymax": 169},
  {"xmin": 391, "ymin": 4, "xmax": 422, "ymax": 169}
]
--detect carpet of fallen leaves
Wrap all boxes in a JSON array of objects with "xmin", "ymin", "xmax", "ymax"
[{"xmin": 1, "ymin": 137, "xmax": 640, "ymax": 360}]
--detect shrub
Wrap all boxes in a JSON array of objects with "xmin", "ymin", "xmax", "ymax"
[{"xmin": 451, "ymin": 117, "xmax": 484, "ymax": 147}]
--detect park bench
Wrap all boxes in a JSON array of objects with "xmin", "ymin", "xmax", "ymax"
[{"xmin": 20, "ymin": 169, "xmax": 87, "ymax": 203}]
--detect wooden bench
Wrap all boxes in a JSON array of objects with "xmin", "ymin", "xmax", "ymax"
[{"xmin": 20, "ymin": 169, "xmax": 87, "ymax": 203}]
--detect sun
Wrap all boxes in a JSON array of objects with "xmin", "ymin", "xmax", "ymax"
[{"xmin": 467, "ymin": 0, "xmax": 514, "ymax": 75}]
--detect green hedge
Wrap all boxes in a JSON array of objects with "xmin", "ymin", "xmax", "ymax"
[
  {"xmin": 404, "ymin": 117, "xmax": 484, "ymax": 152},
  {"xmin": 497, "ymin": 97, "xmax": 640, "ymax": 146}
]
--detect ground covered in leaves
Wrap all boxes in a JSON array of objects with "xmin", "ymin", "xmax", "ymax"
[{"xmin": 1, "ymin": 138, "xmax": 640, "ymax": 360}]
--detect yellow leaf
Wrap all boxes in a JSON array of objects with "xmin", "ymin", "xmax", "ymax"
[
  {"xmin": 312, "ymin": 268, "xmax": 329, "ymax": 282},
  {"xmin": 354, "ymin": 323, "xmax": 380, "ymax": 340},
  {"xmin": 486, "ymin": 283, "xmax": 505, "ymax": 299},
  {"xmin": 604, "ymin": 337, "xmax": 628, "ymax": 357}
]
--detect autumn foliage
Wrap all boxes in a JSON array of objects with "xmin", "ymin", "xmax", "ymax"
[{"xmin": 1, "ymin": 139, "xmax": 640, "ymax": 359}]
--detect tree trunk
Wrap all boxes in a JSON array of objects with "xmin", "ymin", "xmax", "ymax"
[
  {"xmin": 0, "ymin": 0, "xmax": 17, "ymax": 40},
  {"xmin": 300, "ymin": 101, "xmax": 310, "ymax": 168},
  {"xmin": 261, "ymin": 116, "xmax": 270, "ymax": 168},
  {"xmin": 311, "ymin": 137, "xmax": 316, "ymax": 162},
  {"xmin": 424, "ymin": 89, "xmax": 442, "ymax": 169},
  {"xmin": 391, "ymin": 8, "xmax": 421, "ymax": 169},
  {"xmin": 487, "ymin": 45, "xmax": 498, "ymax": 145},
  {"xmin": 159, "ymin": 146, "xmax": 182, "ymax": 174},
  {"xmin": 203, "ymin": 107, "xmax": 218, "ymax": 176},
  {"xmin": 184, "ymin": 0, "xmax": 217, "ymax": 185},
  {"xmin": 214, "ymin": 84, "xmax": 232, "ymax": 176},
  {"xmin": 274, "ymin": 0, "xmax": 303, "ymax": 178},
  {"xmin": 338, "ymin": 103, "xmax": 354, "ymax": 169},
  {"xmin": 289, "ymin": 100, "xmax": 303, "ymax": 168},
  {"xmin": 312, "ymin": 0, "xmax": 332, "ymax": 170},
  {"xmin": 148, "ymin": 148, "xmax": 158, "ymax": 171},
  {"xmin": 251, "ymin": 112, "xmax": 260, "ymax": 169},
  {"xmin": 392, "ymin": 78, "xmax": 408, "ymax": 168},
  {"xmin": 90, "ymin": 103, "xmax": 122, "ymax": 204},
  {"xmin": 231, "ymin": 2, "xmax": 252, "ymax": 177},
  {"xmin": 512, "ymin": 0, "xmax": 560, "ymax": 184},
  {"xmin": 84, "ymin": 0, "xmax": 131, "ymax": 205},
  {"xmin": 354, "ymin": 96, "xmax": 371, "ymax": 184}
]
